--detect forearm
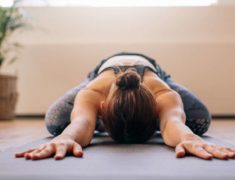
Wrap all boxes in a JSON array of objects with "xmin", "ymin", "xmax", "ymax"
[
  {"xmin": 61, "ymin": 117, "xmax": 93, "ymax": 147},
  {"xmin": 161, "ymin": 118, "xmax": 200, "ymax": 147},
  {"xmin": 160, "ymin": 108, "xmax": 202, "ymax": 147}
]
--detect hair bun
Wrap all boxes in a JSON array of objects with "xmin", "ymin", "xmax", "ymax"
[{"xmin": 116, "ymin": 70, "xmax": 141, "ymax": 90}]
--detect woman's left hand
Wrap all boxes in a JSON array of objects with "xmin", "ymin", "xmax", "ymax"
[{"xmin": 175, "ymin": 136, "xmax": 235, "ymax": 160}]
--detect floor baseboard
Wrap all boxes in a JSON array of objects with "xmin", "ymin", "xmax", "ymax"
[
  {"xmin": 212, "ymin": 114, "xmax": 235, "ymax": 119},
  {"xmin": 16, "ymin": 114, "xmax": 45, "ymax": 119}
]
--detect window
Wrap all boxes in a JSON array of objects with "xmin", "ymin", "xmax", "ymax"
[{"xmin": 1, "ymin": 0, "xmax": 218, "ymax": 7}]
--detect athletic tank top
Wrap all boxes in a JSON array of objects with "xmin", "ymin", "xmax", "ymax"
[{"xmin": 97, "ymin": 55, "xmax": 157, "ymax": 81}]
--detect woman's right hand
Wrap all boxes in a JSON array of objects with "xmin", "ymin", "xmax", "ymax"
[{"xmin": 15, "ymin": 134, "xmax": 83, "ymax": 160}]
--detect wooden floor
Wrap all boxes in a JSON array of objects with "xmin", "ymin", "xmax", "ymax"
[{"xmin": 0, "ymin": 119, "xmax": 235, "ymax": 152}]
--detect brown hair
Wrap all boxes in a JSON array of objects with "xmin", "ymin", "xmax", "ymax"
[{"xmin": 101, "ymin": 69, "xmax": 158, "ymax": 143}]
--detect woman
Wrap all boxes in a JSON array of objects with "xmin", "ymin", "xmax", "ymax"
[{"xmin": 15, "ymin": 52, "xmax": 235, "ymax": 160}]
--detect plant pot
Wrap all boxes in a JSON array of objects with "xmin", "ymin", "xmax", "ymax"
[{"xmin": 0, "ymin": 74, "xmax": 18, "ymax": 120}]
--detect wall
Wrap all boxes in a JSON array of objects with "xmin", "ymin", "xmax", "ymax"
[{"xmin": 2, "ymin": 7, "xmax": 235, "ymax": 115}]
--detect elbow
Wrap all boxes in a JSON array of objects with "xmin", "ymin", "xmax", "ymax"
[
  {"xmin": 163, "ymin": 109, "xmax": 186, "ymax": 124},
  {"xmin": 171, "ymin": 108, "xmax": 186, "ymax": 124}
]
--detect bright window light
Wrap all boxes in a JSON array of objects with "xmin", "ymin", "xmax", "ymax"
[{"xmin": 1, "ymin": 0, "xmax": 218, "ymax": 7}]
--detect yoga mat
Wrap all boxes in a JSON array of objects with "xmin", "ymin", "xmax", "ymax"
[{"xmin": 0, "ymin": 133, "xmax": 235, "ymax": 180}]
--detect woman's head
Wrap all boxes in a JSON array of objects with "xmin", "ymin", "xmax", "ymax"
[{"xmin": 101, "ymin": 69, "xmax": 157, "ymax": 143}]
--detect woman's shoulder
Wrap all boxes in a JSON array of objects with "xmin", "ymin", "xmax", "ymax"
[
  {"xmin": 82, "ymin": 70, "xmax": 115, "ymax": 96},
  {"xmin": 74, "ymin": 71, "xmax": 114, "ymax": 108},
  {"xmin": 143, "ymin": 70, "xmax": 172, "ymax": 97}
]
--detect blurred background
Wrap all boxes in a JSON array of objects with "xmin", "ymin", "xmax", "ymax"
[{"xmin": 1, "ymin": 0, "xmax": 235, "ymax": 117}]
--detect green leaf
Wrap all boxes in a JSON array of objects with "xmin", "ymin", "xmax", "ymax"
[
  {"xmin": 0, "ymin": 0, "xmax": 28, "ymax": 67},
  {"xmin": 0, "ymin": 56, "xmax": 4, "ymax": 67}
]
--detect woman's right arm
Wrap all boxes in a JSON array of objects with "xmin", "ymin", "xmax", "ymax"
[
  {"xmin": 15, "ymin": 88, "xmax": 103, "ymax": 160},
  {"xmin": 156, "ymin": 90, "xmax": 235, "ymax": 160}
]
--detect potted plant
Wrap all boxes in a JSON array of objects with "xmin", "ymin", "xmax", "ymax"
[{"xmin": 0, "ymin": 0, "xmax": 27, "ymax": 119}]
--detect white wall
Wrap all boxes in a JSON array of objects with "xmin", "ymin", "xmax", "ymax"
[{"xmin": 3, "ymin": 7, "xmax": 235, "ymax": 114}]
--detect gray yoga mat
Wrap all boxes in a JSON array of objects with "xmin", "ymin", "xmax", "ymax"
[{"xmin": 0, "ymin": 132, "xmax": 235, "ymax": 180}]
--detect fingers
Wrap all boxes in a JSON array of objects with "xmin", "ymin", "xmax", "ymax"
[
  {"xmin": 182, "ymin": 142, "xmax": 213, "ymax": 160},
  {"xmin": 203, "ymin": 144, "xmax": 235, "ymax": 159},
  {"xmin": 15, "ymin": 144, "xmax": 46, "ymax": 158},
  {"xmin": 54, "ymin": 143, "xmax": 68, "ymax": 160},
  {"xmin": 15, "ymin": 140, "xmax": 84, "ymax": 160},
  {"xmin": 225, "ymin": 147, "xmax": 235, "ymax": 157},
  {"xmin": 191, "ymin": 146, "xmax": 213, "ymax": 160},
  {"xmin": 226, "ymin": 147, "xmax": 235, "ymax": 153},
  {"xmin": 178, "ymin": 140, "xmax": 235, "ymax": 160},
  {"xmin": 72, "ymin": 142, "xmax": 83, "ymax": 158},
  {"xmin": 15, "ymin": 148, "xmax": 37, "ymax": 157},
  {"xmin": 54, "ymin": 142, "xmax": 83, "ymax": 160},
  {"xmin": 177, "ymin": 141, "xmax": 213, "ymax": 160},
  {"xmin": 26, "ymin": 144, "xmax": 55, "ymax": 160},
  {"xmin": 175, "ymin": 144, "xmax": 186, "ymax": 158}
]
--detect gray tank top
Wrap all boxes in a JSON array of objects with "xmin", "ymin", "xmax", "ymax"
[{"xmin": 98, "ymin": 55, "xmax": 157, "ymax": 81}]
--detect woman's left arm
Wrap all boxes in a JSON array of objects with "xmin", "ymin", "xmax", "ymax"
[{"xmin": 156, "ymin": 90, "xmax": 235, "ymax": 160}]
